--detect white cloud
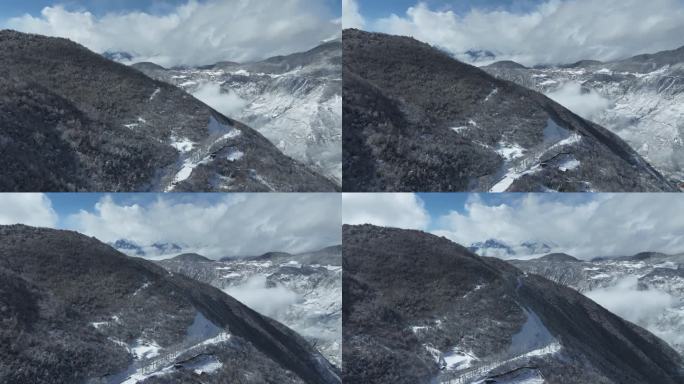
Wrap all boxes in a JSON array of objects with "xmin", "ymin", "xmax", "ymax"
[
  {"xmin": 342, "ymin": 0, "xmax": 365, "ymax": 29},
  {"xmin": 224, "ymin": 275, "xmax": 299, "ymax": 318},
  {"xmin": 342, "ymin": 193, "xmax": 429, "ymax": 230},
  {"xmin": 586, "ymin": 276, "xmax": 674, "ymax": 325},
  {"xmin": 0, "ymin": 194, "xmax": 58, "ymax": 227},
  {"xmin": 431, "ymin": 194, "xmax": 684, "ymax": 259},
  {"xmin": 545, "ymin": 82, "xmax": 611, "ymax": 120},
  {"xmin": 67, "ymin": 194, "xmax": 341, "ymax": 259},
  {"xmin": 6, "ymin": 0, "xmax": 340, "ymax": 67},
  {"xmin": 370, "ymin": 0, "xmax": 684, "ymax": 66},
  {"xmin": 192, "ymin": 82, "xmax": 248, "ymax": 117}
]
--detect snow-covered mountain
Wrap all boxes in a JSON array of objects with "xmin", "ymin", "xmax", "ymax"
[
  {"xmin": 483, "ymin": 45, "xmax": 684, "ymax": 185},
  {"xmin": 343, "ymin": 29, "xmax": 677, "ymax": 192},
  {"xmin": 0, "ymin": 30, "xmax": 336, "ymax": 192},
  {"xmin": 511, "ymin": 251, "xmax": 684, "ymax": 357},
  {"xmin": 158, "ymin": 246, "xmax": 342, "ymax": 367},
  {"xmin": 343, "ymin": 225, "xmax": 683, "ymax": 384},
  {"xmin": 133, "ymin": 40, "xmax": 342, "ymax": 186},
  {"xmin": 0, "ymin": 225, "xmax": 340, "ymax": 384}
]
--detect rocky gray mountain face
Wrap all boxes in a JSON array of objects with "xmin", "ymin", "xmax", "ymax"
[
  {"xmin": 483, "ymin": 45, "xmax": 684, "ymax": 186},
  {"xmin": 343, "ymin": 224, "xmax": 684, "ymax": 384},
  {"xmin": 0, "ymin": 30, "xmax": 336, "ymax": 192},
  {"xmin": 0, "ymin": 225, "xmax": 340, "ymax": 384},
  {"xmin": 511, "ymin": 251, "xmax": 684, "ymax": 357},
  {"xmin": 157, "ymin": 246, "xmax": 342, "ymax": 367},
  {"xmin": 133, "ymin": 40, "xmax": 342, "ymax": 186},
  {"xmin": 342, "ymin": 29, "xmax": 677, "ymax": 192}
]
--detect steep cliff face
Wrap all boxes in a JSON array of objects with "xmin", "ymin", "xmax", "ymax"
[
  {"xmin": 0, "ymin": 225, "xmax": 340, "ymax": 384},
  {"xmin": 0, "ymin": 30, "xmax": 336, "ymax": 192},
  {"xmin": 343, "ymin": 225, "xmax": 684, "ymax": 384},
  {"xmin": 342, "ymin": 29, "xmax": 676, "ymax": 192}
]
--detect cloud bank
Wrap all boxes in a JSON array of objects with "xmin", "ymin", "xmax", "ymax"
[
  {"xmin": 0, "ymin": 194, "xmax": 58, "ymax": 228},
  {"xmin": 545, "ymin": 82, "xmax": 612, "ymax": 120},
  {"xmin": 67, "ymin": 194, "xmax": 341, "ymax": 259},
  {"xmin": 586, "ymin": 276, "xmax": 674, "ymax": 325},
  {"xmin": 192, "ymin": 83, "xmax": 248, "ymax": 117},
  {"xmin": 224, "ymin": 275, "xmax": 299, "ymax": 318},
  {"xmin": 356, "ymin": 0, "xmax": 684, "ymax": 66},
  {"xmin": 343, "ymin": 193, "xmax": 684, "ymax": 259},
  {"xmin": 434, "ymin": 194, "xmax": 684, "ymax": 259},
  {"xmin": 6, "ymin": 0, "xmax": 340, "ymax": 67}
]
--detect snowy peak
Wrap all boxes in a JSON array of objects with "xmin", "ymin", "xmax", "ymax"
[
  {"xmin": 469, "ymin": 239, "xmax": 515, "ymax": 256},
  {"xmin": 110, "ymin": 239, "xmax": 184, "ymax": 258},
  {"xmin": 469, "ymin": 239, "xmax": 556, "ymax": 258}
]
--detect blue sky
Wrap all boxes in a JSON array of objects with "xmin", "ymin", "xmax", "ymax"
[
  {"xmin": 415, "ymin": 192, "xmax": 595, "ymax": 221},
  {"xmin": 45, "ymin": 193, "xmax": 232, "ymax": 226},
  {"xmin": 0, "ymin": 0, "xmax": 341, "ymax": 19},
  {"xmin": 0, "ymin": 0, "xmax": 188, "ymax": 18},
  {"xmin": 355, "ymin": 0, "xmax": 544, "ymax": 19}
]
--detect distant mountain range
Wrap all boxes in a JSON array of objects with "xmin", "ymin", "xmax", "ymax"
[
  {"xmin": 110, "ymin": 239, "xmax": 184, "ymax": 258},
  {"xmin": 342, "ymin": 29, "xmax": 677, "ymax": 192},
  {"xmin": 468, "ymin": 239, "xmax": 555, "ymax": 257}
]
